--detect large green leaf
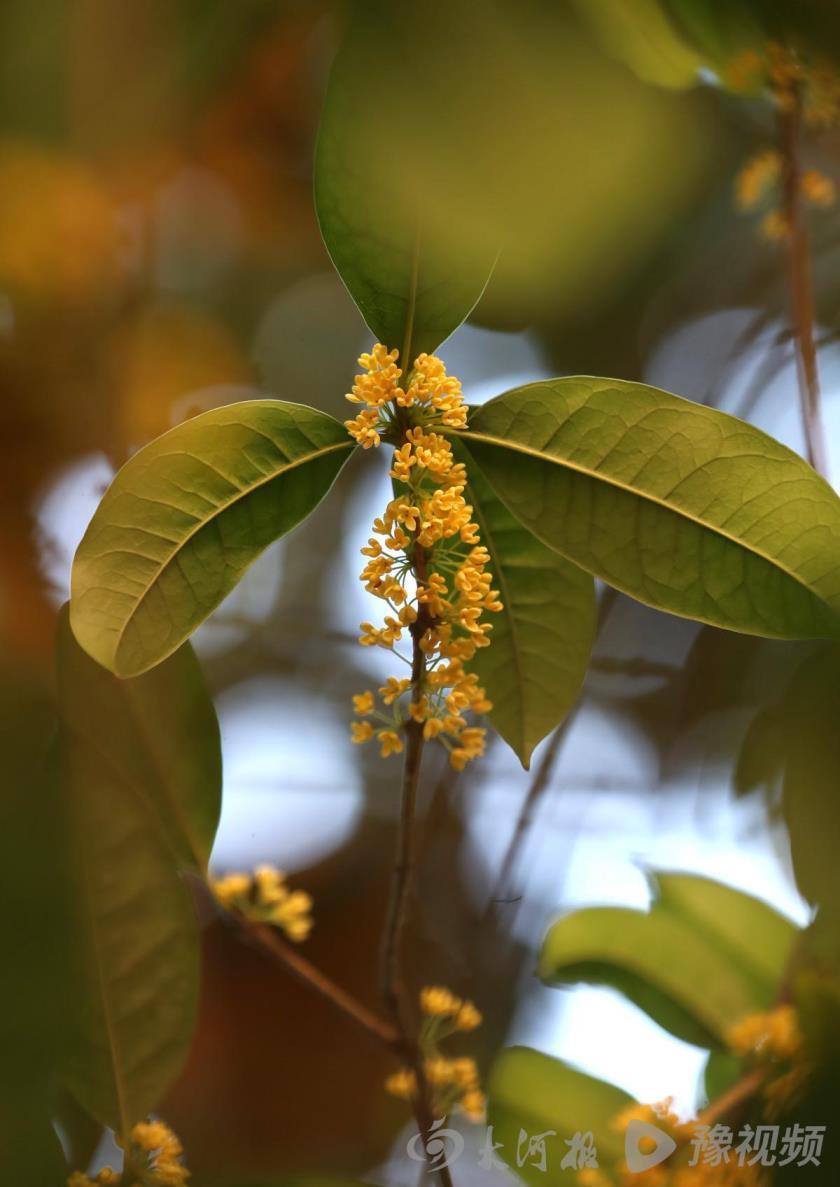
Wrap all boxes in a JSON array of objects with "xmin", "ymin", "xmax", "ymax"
[
  {"xmin": 453, "ymin": 378, "xmax": 840, "ymax": 641},
  {"xmin": 314, "ymin": 5, "xmax": 497, "ymax": 359},
  {"xmin": 56, "ymin": 605, "xmax": 221, "ymax": 874},
  {"xmin": 58, "ymin": 615, "xmax": 200, "ymax": 1132},
  {"xmin": 538, "ymin": 874, "xmax": 795, "ymax": 1047},
  {"xmin": 488, "ymin": 1047, "xmax": 632, "ymax": 1187},
  {"xmin": 70, "ymin": 401, "xmax": 354, "ymax": 677},
  {"xmin": 456, "ymin": 441, "xmax": 596, "ymax": 767},
  {"xmin": 59, "ymin": 753, "xmax": 200, "ymax": 1134}
]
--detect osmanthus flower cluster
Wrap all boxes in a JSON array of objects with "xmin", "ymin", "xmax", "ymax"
[
  {"xmin": 385, "ymin": 985, "xmax": 485, "ymax": 1121},
  {"xmin": 346, "ymin": 345, "xmax": 502, "ymax": 769},
  {"xmin": 211, "ymin": 864, "xmax": 313, "ymax": 941},
  {"xmin": 726, "ymin": 1004, "xmax": 809, "ymax": 1119},
  {"xmin": 68, "ymin": 1120, "xmax": 188, "ymax": 1187},
  {"xmin": 577, "ymin": 1099, "xmax": 768, "ymax": 1187},
  {"xmin": 728, "ymin": 42, "xmax": 839, "ymax": 240}
]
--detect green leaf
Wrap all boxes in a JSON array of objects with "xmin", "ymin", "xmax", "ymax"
[
  {"xmin": 488, "ymin": 1047, "xmax": 632, "ymax": 1187},
  {"xmin": 58, "ymin": 618, "xmax": 200, "ymax": 1133},
  {"xmin": 314, "ymin": 7, "xmax": 497, "ymax": 359},
  {"xmin": 538, "ymin": 873, "xmax": 796, "ymax": 1047},
  {"xmin": 70, "ymin": 401, "xmax": 354, "ymax": 677},
  {"xmin": 56, "ymin": 605, "xmax": 221, "ymax": 873},
  {"xmin": 571, "ymin": 0, "xmax": 703, "ymax": 88},
  {"xmin": 454, "ymin": 377, "xmax": 840, "ymax": 641},
  {"xmin": 649, "ymin": 870, "xmax": 797, "ymax": 988},
  {"xmin": 778, "ymin": 645, "xmax": 840, "ymax": 921},
  {"xmin": 456, "ymin": 441, "xmax": 596, "ymax": 767}
]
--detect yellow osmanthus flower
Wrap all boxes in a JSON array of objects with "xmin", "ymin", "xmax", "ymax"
[
  {"xmin": 346, "ymin": 345, "xmax": 502, "ymax": 768},
  {"xmin": 68, "ymin": 1119, "xmax": 189, "ymax": 1187},
  {"xmin": 729, "ymin": 43, "xmax": 839, "ymax": 240},
  {"xmin": 211, "ymin": 864, "xmax": 313, "ymax": 942},
  {"xmin": 726, "ymin": 1003, "xmax": 810, "ymax": 1117},
  {"xmin": 589, "ymin": 1099, "xmax": 771, "ymax": 1187},
  {"xmin": 727, "ymin": 1004, "xmax": 802, "ymax": 1062},
  {"xmin": 386, "ymin": 985, "xmax": 485, "ymax": 1120},
  {"xmin": 734, "ymin": 150, "xmax": 782, "ymax": 212}
]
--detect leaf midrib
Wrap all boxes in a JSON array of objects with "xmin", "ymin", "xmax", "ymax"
[
  {"xmin": 450, "ymin": 428, "xmax": 834, "ymax": 611},
  {"xmin": 99, "ymin": 438, "xmax": 352, "ymax": 665}
]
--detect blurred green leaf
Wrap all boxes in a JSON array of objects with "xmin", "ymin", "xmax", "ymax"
[
  {"xmin": 58, "ymin": 652, "xmax": 200, "ymax": 1134},
  {"xmin": 539, "ymin": 873, "xmax": 795, "ymax": 1046},
  {"xmin": 571, "ymin": 0, "xmax": 703, "ymax": 88},
  {"xmin": 455, "ymin": 378, "xmax": 840, "ymax": 640},
  {"xmin": 650, "ymin": 870, "xmax": 797, "ymax": 986},
  {"xmin": 314, "ymin": 4, "xmax": 497, "ymax": 358},
  {"xmin": 487, "ymin": 1046, "xmax": 632, "ymax": 1187},
  {"xmin": 457, "ymin": 442, "xmax": 595, "ymax": 767},
  {"xmin": 70, "ymin": 401, "xmax": 354, "ymax": 677},
  {"xmin": 662, "ymin": 0, "xmax": 766, "ymax": 66},
  {"xmin": 702, "ymin": 1049, "xmax": 743, "ymax": 1103},
  {"xmin": 56, "ymin": 606, "xmax": 221, "ymax": 874},
  {"xmin": 777, "ymin": 646, "xmax": 840, "ymax": 921},
  {"xmin": 735, "ymin": 646, "xmax": 840, "ymax": 922},
  {"xmin": 0, "ymin": 661, "xmax": 71, "ymax": 1183}
]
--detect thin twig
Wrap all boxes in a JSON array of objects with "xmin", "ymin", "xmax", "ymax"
[
  {"xmin": 699, "ymin": 1067, "xmax": 767, "ymax": 1127},
  {"xmin": 779, "ymin": 86, "xmax": 830, "ymax": 478},
  {"xmin": 229, "ymin": 913, "xmax": 399, "ymax": 1049}
]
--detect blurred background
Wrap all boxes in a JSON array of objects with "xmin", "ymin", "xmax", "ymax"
[{"xmin": 2, "ymin": 0, "xmax": 840, "ymax": 1182}]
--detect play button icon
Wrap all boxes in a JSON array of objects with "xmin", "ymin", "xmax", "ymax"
[{"xmin": 625, "ymin": 1119, "xmax": 677, "ymax": 1174}]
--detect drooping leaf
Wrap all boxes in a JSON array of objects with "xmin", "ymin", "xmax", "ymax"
[
  {"xmin": 58, "ymin": 619, "xmax": 200, "ymax": 1133},
  {"xmin": 538, "ymin": 873, "xmax": 796, "ymax": 1047},
  {"xmin": 776, "ymin": 645, "xmax": 840, "ymax": 921},
  {"xmin": 454, "ymin": 378, "xmax": 840, "ymax": 641},
  {"xmin": 733, "ymin": 646, "xmax": 840, "ymax": 923},
  {"xmin": 314, "ymin": 4, "xmax": 497, "ymax": 359},
  {"xmin": 456, "ymin": 441, "xmax": 596, "ymax": 767},
  {"xmin": 70, "ymin": 401, "xmax": 354, "ymax": 677},
  {"xmin": 56, "ymin": 605, "xmax": 221, "ymax": 873},
  {"xmin": 487, "ymin": 1047, "xmax": 632, "ymax": 1187}
]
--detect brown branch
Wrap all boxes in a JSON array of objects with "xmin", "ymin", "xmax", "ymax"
[
  {"xmin": 375, "ymin": 524, "xmax": 455, "ymax": 1187},
  {"xmin": 229, "ymin": 913, "xmax": 399, "ymax": 1049},
  {"xmin": 699, "ymin": 1067, "xmax": 767, "ymax": 1128},
  {"xmin": 779, "ymin": 86, "xmax": 830, "ymax": 479}
]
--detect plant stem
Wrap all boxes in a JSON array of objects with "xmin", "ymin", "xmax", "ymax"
[
  {"xmin": 229, "ymin": 913, "xmax": 399, "ymax": 1049},
  {"xmin": 376, "ymin": 524, "xmax": 455, "ymax": 1187},
  {"xmin": 699, "ymin": 1067, "xmax": 766, "ymax": 1127},
  {"xmin": 779, "ymin": 86, "xmax": 830, "ymax": 479}
]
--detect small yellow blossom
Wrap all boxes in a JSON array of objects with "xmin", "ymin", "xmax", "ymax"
[
  {"xmin": 377, "ymin": 729, "xmax": 404, "ymax": 758},
  {"xmin": 734, "ymin": 150, "xmax": 782, "ymax": 212},
  {"xmin": 352, "ymin": 691, "xmax": 374, "ymax": 715},
  {"xmin": 760, "ymin": 210, "xmax": 789, "ymax": 241},
  {"xmin": 210, "ymin": 865, "xmax": 313, "ymax": 942},
  {"xmin": 385, "ymin": 1068, "xmax": 417, "ymax": 1099},
  {"xmin": 455, "ymin": 1000, "xmax": 482, "ymax": 1030},
  {"xmin": 726, "ymin": 1004, "xmax": 802, "ymax": 1061},
  {"xmin": 801, "ymin": 168, "xmax": 836, "ymax": 206},
  {"xmin": 420, "ymin": 985, "xmax": 462, "ymax": 1016}
]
